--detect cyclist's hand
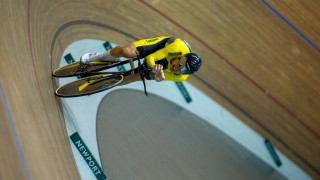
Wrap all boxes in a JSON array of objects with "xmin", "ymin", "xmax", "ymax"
[
  {"xmin": 152, "ymin": 64, "xmax": 163, "ymax": 73},
  {"xmin": 154, "ymin": 72, "xmax": 165, "ymax": 82},
  {"xmin": 152, "ymin": 64, "xmax": 165, "ymax": 82}
]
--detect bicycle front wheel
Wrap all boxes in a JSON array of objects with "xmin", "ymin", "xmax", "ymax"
[{"xmin": 55, "ymin": 74, "xmax": 124, "ymax": 97}]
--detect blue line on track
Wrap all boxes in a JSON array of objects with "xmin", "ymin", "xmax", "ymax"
[
  {"xmin": 0, "ymin": 82, "xmax": 31, "ymax": 180},
  {"xmin": 261, "ymin": 0, "xmax": 320, "ymax": 53}
]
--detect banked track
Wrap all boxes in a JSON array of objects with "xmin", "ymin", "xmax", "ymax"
[{"xmin": 0, "ymin": 0, "xmax": 320, "ymax": 179}]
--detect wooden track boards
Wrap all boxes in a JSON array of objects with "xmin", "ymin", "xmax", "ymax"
[{"xmin": 0, "ymin": 0, "xmax": 319, "ymax": 179}]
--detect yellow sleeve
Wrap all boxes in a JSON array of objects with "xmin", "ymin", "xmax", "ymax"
[
  {"xmin": 145, "ymin": 50, "xmax": 167, "ymax": 67},
  {"xmin": 163, "ymin": 71, "xmax": 189, "ymax": 82}
]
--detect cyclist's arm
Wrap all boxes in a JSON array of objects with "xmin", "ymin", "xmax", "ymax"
[
  {"xmin": 145, "ymin": 40, "xmax": 186, "ymax": 67},
  {"xmin": 163, "ymin": 71, "xmax": 189, "ymax": 82},
  {"xmin": 145, "ymin": 50, "xmax": 167, "ymax": 67}
]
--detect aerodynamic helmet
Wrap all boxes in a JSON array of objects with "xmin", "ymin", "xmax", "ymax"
[{"xmin": 180, "ymin": 53, "xmax": 202, "ymax": 74}]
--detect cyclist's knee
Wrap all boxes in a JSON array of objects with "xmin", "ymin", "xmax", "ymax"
[
  {"xmin": 120, "ymin": 44, "xmax": 137, "ymax": 58},
  {"xmin": 111, "ymin": 44, "xmax": 134, "ymax": 58},
  {"xmin": 120, "ymin": 47, "xmax": 131, "ymax": 57}
]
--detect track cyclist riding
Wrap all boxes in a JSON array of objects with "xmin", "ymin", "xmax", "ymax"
[
  {"xmin": 80, "ymin": 36, "xmax": 202, "ymax": 84},
  {"xmin": 53, "ymin": 36, "xmax": 202, "ymax": 97}
]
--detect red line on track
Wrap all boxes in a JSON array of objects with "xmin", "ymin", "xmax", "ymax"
[{"xmin": 138, "ymin": 0, "xmax": 320, "ymax": 139}]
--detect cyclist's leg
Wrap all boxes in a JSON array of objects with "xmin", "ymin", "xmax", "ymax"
[
  {"xmin": 80, "ymin": 43, "xmax": 137, "ymax": 64},
  {"xmin": 108, "ymin": 37, "xmax": 170, "ymax": 59},
  {"xmin": 109, "ymin": 43, "xmax": 137, "ymax": 58},
  {"xmin": 109, "ymin": 37, "xmax": 171, "ymax": 60},
  {"xmin": 82, "ymin": 37, "xmax": 170, "ymax": 63}
]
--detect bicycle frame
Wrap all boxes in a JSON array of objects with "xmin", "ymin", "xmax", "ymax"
[
  {"xmin": 84, "ymin": 57, "xmax": 151, "ymax": 96},
  {"xmin": 81, "ymin": 58, "xmax": 141, "ymax": 75}
]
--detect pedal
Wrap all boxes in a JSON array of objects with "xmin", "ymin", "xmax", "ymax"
[
  {"xmin": 77, "ymin": 62, "xmax": 92, "ymax": 74},
  {"xmin": 79, "ymin": 63, "xmax": 89, "ymax": 72}
]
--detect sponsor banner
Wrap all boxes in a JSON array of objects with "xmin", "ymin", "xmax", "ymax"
[{"xmin": 70, "ymin": 132, "xmax": 107, "ymax": 180}]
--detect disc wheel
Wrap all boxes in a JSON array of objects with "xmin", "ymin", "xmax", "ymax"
[{"xmin": 55, "ymin": 74, "xmax": 124, "ymax": 97}]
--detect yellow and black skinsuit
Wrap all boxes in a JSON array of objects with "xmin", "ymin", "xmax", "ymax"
[{"xmin": 133, "ymin": 36, "xmax": 192, "ymax": 82}]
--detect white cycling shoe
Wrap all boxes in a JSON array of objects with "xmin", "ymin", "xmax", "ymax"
[{"xmin": 80, "ymin": 53, "xmax": 101, "ymax": 65}]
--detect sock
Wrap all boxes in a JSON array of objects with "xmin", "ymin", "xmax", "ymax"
[
  {"xmin": 84, "ymin": 51, "xmax": 114, "ymax": 63},
  {"xmin": 100, "ymin": 50, "xmax": 114, "ymax": 60}
]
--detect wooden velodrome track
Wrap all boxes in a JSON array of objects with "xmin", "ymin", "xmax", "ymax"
[{"xmin": 0, "ymin": 0, "xmax": 319, "ymax": 179}]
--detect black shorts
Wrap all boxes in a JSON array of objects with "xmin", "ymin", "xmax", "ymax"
[{"xmin": 133, "ymin": 37, "xmax": 172, "ymax": 58}]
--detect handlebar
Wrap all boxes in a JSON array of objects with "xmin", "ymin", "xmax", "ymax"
[{"xmin": 136, "ymin": 51, "xmax": 149, "ymax": 96}]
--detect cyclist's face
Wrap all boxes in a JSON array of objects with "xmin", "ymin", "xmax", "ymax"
[{"xmin": 170, "ymin": 56, "xmax": 187, "ymax": 73}]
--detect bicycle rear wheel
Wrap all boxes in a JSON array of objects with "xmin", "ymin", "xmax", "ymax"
[
  {"xmin": 55, "ymin": 74, "xmax": 124, "ymax": 97},
  {"xmin": 52, "ymin": 61, "xmax": 115, "ymax": 77}
]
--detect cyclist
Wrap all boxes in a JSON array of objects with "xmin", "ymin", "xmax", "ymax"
[{"xmin": 80, "ymin": 36, "xmax": 202, "ymax": 84}]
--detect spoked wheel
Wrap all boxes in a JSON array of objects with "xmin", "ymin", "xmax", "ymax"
[
  {"xmin": 55, "ymin": 74, "xmax": 124, "ymax": 97},
  {"xmin": 52, "ymin": 61, "xmax": 115, "ymax": 77}
]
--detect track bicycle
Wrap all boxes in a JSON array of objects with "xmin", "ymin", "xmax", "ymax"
[{"xmin": 53, "ymin": 56, "xmax": 151, "ymax": 97}]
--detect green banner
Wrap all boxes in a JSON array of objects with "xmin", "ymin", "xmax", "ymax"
[
  {"xmin": 64, "ymin": 53, "xmax": 80, "ymax": 79},
  {"xmin": 64, "ymin": 53, "xmax": 75, "ymax": 64},
  {"xmin": 175, "ymin": 82, "xmax": 192, "ymax": 103},
  {"xmin": 265, "ymin": 139, "xmax": 282, "ymax": 167},
  {"xmin": 70, "ymin": 132, "xmax": 107, "ymax": 180},
  {"xmin": 103, "ymin": 41, "xmax": 126, "ymax": 71}
]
